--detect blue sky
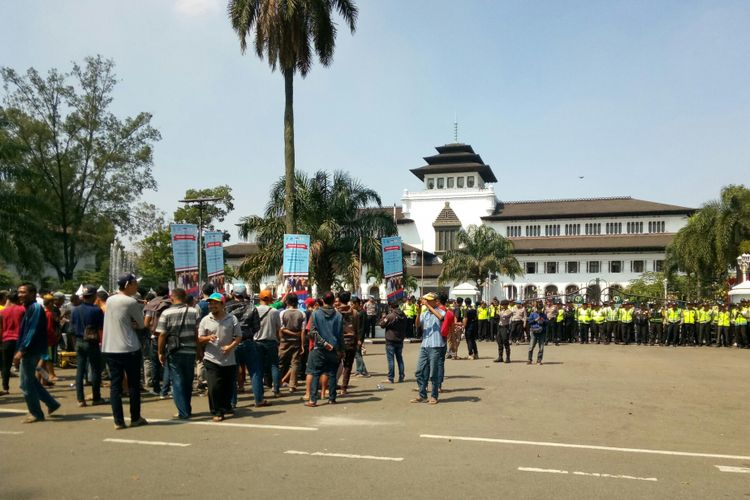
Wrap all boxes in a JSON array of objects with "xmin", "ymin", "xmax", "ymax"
[{"xmin": 2, "ymin": 0, "xmax": 749, "ymax": 242}]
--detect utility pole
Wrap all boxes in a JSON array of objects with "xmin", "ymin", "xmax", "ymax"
[{"xmin": 178, "ymin": 196, "xmax": 221, "ymax": 287}]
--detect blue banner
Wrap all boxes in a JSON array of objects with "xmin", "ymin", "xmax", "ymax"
[
  {"xmin": 381, "ymin": 236, "xmax": 403, "ymax": 278},
  {"xmin": 204, "ymin": 231, "xmax": 224, "ymax": 278},
  {"xmin": 283, "ymin": 234, "xmax": 310, "ymax": 277},
  {"xmin": 170, "ymin": 224, "xmax": 198, "ymax": 272}
]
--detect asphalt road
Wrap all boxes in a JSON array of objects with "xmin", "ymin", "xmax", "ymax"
[{"xmin": 2, "ymin": 341, "xmax": 749, "ymax": 499}]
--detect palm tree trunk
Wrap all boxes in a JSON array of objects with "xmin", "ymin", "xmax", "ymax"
[{"xmin": 283, "ymin": 69, "xmax": 296, "ymax": 234}]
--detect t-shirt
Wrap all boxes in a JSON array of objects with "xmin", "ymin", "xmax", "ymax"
[
  {"xmin": 102, "ymin": 294, "xmax": 145, "ymax": 353},
  {"xmin": 71, "ymin": 303, "xmax": 105, "ymax": 339},
  {"xmin": 420, "ymin": 308, "xmax": 445, "ymax": 348},
  {"xmin": 254, "ymin": 304, "xmax": 281, "ymax": 342},
  {"xmin": 0, "ymin": 304, "xmax": 25, "ymax": 342},
  {"xmin": 45, "ymin": 310, "xmax": 57, "ymax": 346},
  {"xmin": 156, "ymin": 304, "xmax": 200, "ymax": 355},
  {"xmin": 199, "ymin": 313, "xmax": 240, "ymax": 366},
  {"xmin": 279, "ymin": 308, "xmax": 305, "ymax": 343},
  {"xmin": 464, "ymin": 308, "xmax": 478, "ymax": 332}
]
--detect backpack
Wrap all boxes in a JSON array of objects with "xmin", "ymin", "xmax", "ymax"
[
  {"xmin": 230, "ymin": 302, "xmax": 261, "ymax": 341},
  {"xmin": 146, "ymin": 297, "xmax": 172, "ymax": 334}
]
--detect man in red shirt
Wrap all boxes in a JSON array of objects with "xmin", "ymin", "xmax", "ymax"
[{"xmin": 0, "ymin": 291, "xmax": 26, "ymax": 395}]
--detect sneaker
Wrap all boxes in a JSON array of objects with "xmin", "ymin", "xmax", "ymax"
[
  {"xmin": 22, "ymin": 415, "xmax": 42, "ymax": 424},
  {"xmin": 114, "ymin": 423, "xmax": 127, "ymax": 430},
  {"xmin": 129, "ymin": 417, "xmax": 148, "ymax": 428},
  {"xmin": 493, "ymin": 358, "xmax": 501, "ymax": 363},
  {"xmin": 78, "ymin": 401, "xmax": 87, "ymax": 408},
  {"xmin": 48, "ymin": 402, "xmax": 61, "ymax": 416},
  {"xmin": 91, "ymin": 398, "xmax": 108, "ymax": 406}
]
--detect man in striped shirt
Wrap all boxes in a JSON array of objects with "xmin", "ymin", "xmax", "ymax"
[
  {"xmin": 157, "ymin": 288, "xmax": 200, "ymax": 419},
  {"xmin": 411, "ymin": 293, "xmax": 445, "ymax": 405}
]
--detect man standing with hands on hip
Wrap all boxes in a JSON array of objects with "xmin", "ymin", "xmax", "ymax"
[{"xmin": 102, "ymin": 273, "xmax": 148, "ymax": 430}]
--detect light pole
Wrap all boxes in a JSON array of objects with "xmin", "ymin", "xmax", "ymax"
[
  {"xmin": 420, "ymin": 240, "xmax": 424, "ymax": 295},
  {"xmin": 178, "ymin": 196, "xmax": 221, "ymax": 287},
  {"xmin": 737, "ymin": 253, "xmax": 750, "ymax": 283}
]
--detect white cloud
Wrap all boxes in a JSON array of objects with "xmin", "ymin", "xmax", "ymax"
[{"xmin": 175, "ymin": 0, "xmax": 222, "ymax": 16}]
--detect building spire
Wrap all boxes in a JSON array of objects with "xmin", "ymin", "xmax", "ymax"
[{"xmin": 453, "ymin": 113, "xmax": 458, "ymax": 143}]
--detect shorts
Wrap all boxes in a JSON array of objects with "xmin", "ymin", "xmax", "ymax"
[{"xmin": 305, "ymin": 348, "xmax": 339, "ymax": 376}]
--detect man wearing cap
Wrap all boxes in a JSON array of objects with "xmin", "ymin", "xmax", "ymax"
[
  {"xmin": 411, "ymin": 293, "xmax": 445, "ymax": 404},
  {"xmin": 102, "ymin": 273, "xmax": 147, "ymax": 429},
  {"xmin": 198, "ymin": 293, "xmax": 241, "ymax": 421},
  {"xmin": 254, "ymin": 289, "xmax": 282, "ymax": 398},
  {"xmin": 71, "ymin": 285, "xmax": 107, "ymax": 407}
]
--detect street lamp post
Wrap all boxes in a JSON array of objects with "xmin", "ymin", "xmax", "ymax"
[{"xmin": 178, "ymin": 196, "xmax": 221, "ymax": 287}]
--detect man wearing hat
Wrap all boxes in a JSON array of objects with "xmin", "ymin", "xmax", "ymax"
[
  {"xmin": 102, "ymin": 273, "xmax": 147, "ymax": 429},
  {"xmin": 412, "ymin": 293, "xmax": 445, "ymax": 404},
  {"xmin": 254, "ymin": 289, "xmax": 282, "ymax": 399},
  {"xmin": 71, "ymin": 285, "xmax": 107, "ymax": 407},
  {"xmin": 509, "ymin": 299, "xmax": 526, "ymax": 345}
]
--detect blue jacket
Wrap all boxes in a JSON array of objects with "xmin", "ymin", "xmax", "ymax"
[
  {"xmin": 17, "ymin": 302, "xmax": 48, "ymax": 355},
  {"xmin": 311, "ymin": 306, "xmax": 344, "ymax": 352}
]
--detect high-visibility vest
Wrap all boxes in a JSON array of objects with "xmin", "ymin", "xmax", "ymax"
[
  {"xmin": 711, "ymin": 306, "xmax": 720, "ymax": 324},
  {"xmin": 735, "ymin": 310, "xmax": 748, "ymax": 326},
  {"xmin": 649, "ymin": 309, "xmax": 663, "ymax": 323},
  {"xmin": 402, "ymin": 303, "xmax": 417, "ymax": 318},
  {"xmin": 605, "ymin": 307, "xmax": 618, "ymax": 322},
  {"xmin": 592, "ymin": 310, "xmax": 606, "ymax": 324},
  {"xmin": 619, "ymin": 308, "xmax": 633, "ymax": 324},
  {"xmin": 682, "ymin": 309, "xmax": 696, "ymax": 324},
  {"xmin": 717, "ymin": 311, "xmax": 730, "ymax": 327},
  {"xmin": 489, "ymin": 305, "xmax": 496, "ymax": 318},
  {"xmin": 477, "ymin": 307, "xmax": 488, "ymax": 320},
  {"xmin": 697, "ymin": 309, "xmax": 711, "ymax": 324},
  {"xmin": 556, "ymin": 309, "xmax": 565, "ymax": 323},
  {"xmin": 666, "ymin": 308, "xmax": 680, "ymax": 323},
  {"xmin": 578, "ymin": 308, "xmax": 591, "ymax": 324}
]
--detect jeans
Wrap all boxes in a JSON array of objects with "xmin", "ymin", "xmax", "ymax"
[
  {"xmin": 255, "ymin": 339, "xmax": 280, "ymax": 394},
  {"xmin": 104, "ymin": 350, "xmax": 143, "ymax": 426},
  {"xmin": 308, "ymin": 348, "xmax": 339, "ymax": 404},
  {"xmin": 168, "ymin": 352, "xmax": 196, "ymax": 418},
  {"xmin": 1, "ymin": 340, "xmax": 17, "ymax": 391},
  {"xmin": 528, "ymin": 330, "xmax": 546, "ymax": 362},
  {"xmin": 76, "ymin": 340, "xmax": 103, "ymax": 402},
  {"xmin": 385, "ymin": 342, "xmax": 404, "ymax": 382},
  {"xmin": 415, "ymin": 346, "xmax": 443, "ymax": 400},
  {"xmin": 465, "ymin": 325, "xmax": 479, "ymax": 357},
  {"xmin": 19, "ymin": 352, "xmax": 59, "ymax": 419},
  {"xmin": 354, "ymin": 347, "xmax": 368, "ymax": 375},
  {"xmin": 367, "ymin": 315, "xmax": 377, "ymax": 338},
  {"xmin": 233, "ymin": 340, "xmax": 266, "ymax": 406},
  {"xmin": 150, "ymin": 338, "xmax": 171, "ymax": 395}
]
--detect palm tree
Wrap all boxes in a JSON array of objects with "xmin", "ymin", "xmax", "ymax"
[
  {"xmin": 439, "ymin": 225, "xmax": 522, "ymax": 299},
  {"xmin": 228, "ymin": 0, "xmax": 358, "ymax": 234},
  {"xmin": 238, "ymin": 170, "xmax": 396, "ymax": 293}
]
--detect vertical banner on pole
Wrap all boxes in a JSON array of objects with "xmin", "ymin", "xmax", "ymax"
[
  {"xmin": 382, "ymin": 236, "xmax": 404, "ymax": 301},
  {"xmin": 204, "ymin": 231, "xmax": 225, "ymax": 292},
  {"xmin": 170, "ymin": 224, "xmax": 199, "ymax": 296},
  {"xmin": 283, "ymin": 234, "xmax": 310, "ymax": 301}
]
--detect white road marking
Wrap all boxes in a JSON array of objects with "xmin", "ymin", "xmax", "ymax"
[
  {"xmin": 0, "ymin": 431, "xmax": 24, "ymax": 435},
  {"xmin": 0, "ymin": 409, "xmax": 28, "ymax": 414},
  {"xmin": 103, "ymin": 438, "xmax": 190, "ymax": 447},
  {"xmin": 715, "ymin": 465, "xmax": 750, "ymax": 474},
  {"xmin": 101, "ymin": 416, "xmax": 317, "ymax": 432},
  {"xmin": 518, "ymin": 467, "xmax": 657, "ymax": 482},
  {"xmin": 421, "ymin": 434, "xmax": 750, "ymax": 461},
  {"xmin": 285, "ymin": 450, "xmax": 404, "ymax": 462}
]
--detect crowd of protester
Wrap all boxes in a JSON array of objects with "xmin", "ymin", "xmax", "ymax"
[{"xmin": 2, "ymin": 276, "xmax": 747, "ymax": 426}]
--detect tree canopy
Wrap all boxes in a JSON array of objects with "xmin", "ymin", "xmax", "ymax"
[
  {"xmin": 238, "ymin": 170, "xmax": 395, "ymax": 292},
  {"xmin": 439, "ymin": 225, "xmax": 522, "ymax": 298},
  {"xmin": 0, "ymin": 56, "xmax": 161, "ymax": 281}
]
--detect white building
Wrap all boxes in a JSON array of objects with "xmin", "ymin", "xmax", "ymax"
[
  {"xmin": 227, "ymin": 142, "xmax": 694, "ymax": 302},
  {"xmin": 396, "ymin": 142, "xmax": 693, "ymax": 302}
]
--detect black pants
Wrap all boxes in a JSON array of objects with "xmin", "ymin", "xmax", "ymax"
[
  {"xmin": 490, "ymin": 320, "xmax": 498, "ymax": 341},
  {"xmin": 681, "ymin": 324, "xmax": 696, "ymax": 345},
  {"xmin": 367, "ymin": 316, "xmax": 377, "ymax": 338},
  {"xmin": 341, "ymin": 348, "xmax": 356, "ymax": 390},
  {"xmin": 579, "ymin": 323, "xmax": 590, "ymax": 343},
  {"xmin": 635, "ymin": 322, "xmax": 649, "ymax": 344},
  {"xmin": 698, "ymin": 323, "xmax": 711, "ymax": 345},
  {"xmin": 510, "ymin": 321, "xmax": 524, "ymax": 343},
  {"xmin": 649, "ymin": 323, "xmax": 662, "ymax": 344},
  {"xmin": 465, "ymin": 326, "xmax": 479, "ymax": 357},
  {"xmin": 666, "ymin": 323, "xmax": 679, "ymax": 345},
  {"xmin": 620, "ymin": 323, "xmax": 633, "ymax": 344},
  {"xmin": 204, "ymin": 359, "xmax": 236, "ymax": 416},
  {"xmin": 478, "ymin": 320, "xmax": 489, "ymax": 341},
  {"xmin": 496, "ymin": 325, "xmax": 510, "ymax": 361},
  {"xmin": 104, "ymin": 350, "xmax": 142, "ymax": 427},
  {"xmin": 605, "ymin": 322, "xmax": 617, "ymax": 344},
  {"xmin": 1, "ymin": 340, "xmax": 17, "ymax": 391}
]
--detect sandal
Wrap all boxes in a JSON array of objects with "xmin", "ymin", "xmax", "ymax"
[
  {"xmin": 410, "ymin": 397, "xmax": 425, "ymax": 403},
  {"xmin": 212, "ymin": 415, "xmax": 224, "ymax": 422},
  {"xmin": 254, "ymin": 400, "xmax": 272, "ymax": 408},
  {"xmin": 428, "ymin": 398, "xmax": 439, "ymax": 405},
  {"xmin": 304, "ymin": 401, "xmax": 318, "ymax": 407}
]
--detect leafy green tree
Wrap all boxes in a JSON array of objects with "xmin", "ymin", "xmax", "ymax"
[
  {"xmin": 135, "ymin": 228, "xmax": 174, "ymax": 290},
  {"xmin": 228, "ymin": 0, "xmax": 358, "ymax": 235},
  {"xmin": 238, "ymin": 170, "xmax": 395, "ymax": 293},
  {"xmin": 667, "ymin": 184, "xmax": 750, "ymax": 296},
  {"xmin": 173, "ymin": 185, "xmax": 234, "ymax": 235},
  {"xmin": 0, "ymin": 56, "xmax": 161, "ymax": 281},
  {"xmin": 439, "ymin": 225, "xmax": 522, "ymax": 299}
]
